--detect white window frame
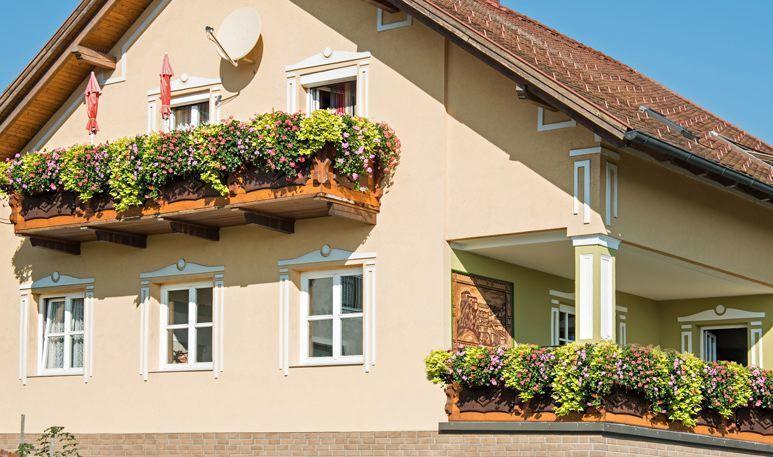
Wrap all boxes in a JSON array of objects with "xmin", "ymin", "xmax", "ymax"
[
  {"xmin": 299, "ymin": 268, "xmax": 365, "ymax": 366},
  {"xmin": 37, "ymin": 293, "xmax": 86, "ymax": 376},
  {"xmin": 605, "ymin": 162, "xmax": 618, "ymax": 226},
  {"xmin": 169, "ymin": 92, "xmax": 212, "ymax": 131},
  {"xmin": 699, "ymin": 324, "xmax": 749, "ymax": 365},
  {"xmin": 551, "ymin": 304, "xmax": 576, "ymax": 346},
  {"xmin": 573, "ymin": 160, "xmax": 591, "ymax": 224},
  {"xmin": 306, "ymin": 79, "xmax": 357, "ymax": 115},
  {"xmin": 159, "ymin": 281, "xmax": 215, "ymax": 372}
]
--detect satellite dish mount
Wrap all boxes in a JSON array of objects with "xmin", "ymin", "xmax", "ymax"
[{"xmin": 205, "ymin": 7, "xmax": 262, "ymax": 67}]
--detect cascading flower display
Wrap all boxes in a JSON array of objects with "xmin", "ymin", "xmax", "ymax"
[
  {"xmin": 0, "ymin": 110, "xmax": 401, "ymax": 213},
  {"xmin": 425, "ymin": 342, "xmax": 773, "ymax": 427}
]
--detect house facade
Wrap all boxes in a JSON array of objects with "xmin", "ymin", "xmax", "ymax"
[{"xmin": 0, "ymin": 0, "xmax": 771, "ymax": 455}]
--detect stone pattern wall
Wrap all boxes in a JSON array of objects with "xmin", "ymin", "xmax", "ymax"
[{"xmin": 0, "ymin": 431, "xmax": 765, "ymax": 456}]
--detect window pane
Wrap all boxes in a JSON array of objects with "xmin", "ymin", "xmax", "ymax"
[
  {"xmin": 167, "ymin": 328, "xmax": 189, "ymax": 364},
  {"xmin": 196, "ymin": 287, "xmax": 213, "ymax": 323},
  {"xmin": 308, "ymin": 277, "xmax": 333, "ymax": 316},
  {"xmin": 308, "ymin": 319, "xmax": 333, "ymax": 357},
  {"xmin": 45, "ymin": 336, "xmax": 64, "ymax": 369},
  {"xmin": 198, "ymin": 102, "xmax": 210, "ymax": 124},
  {"xmin": 70, "ymin": 334, "xmax": 84, "ymax": 368},
  {"xmin": 196, "ymin": 327, "xmax": 213, "ymax": 363},
  {"xmin": 70, "ymin": 298, "xmax": 84, "ymax": 332},
  {"xmin": 559, "ymin": 311, "xmax": 567, "ymax": 340},
  {"xmin": 341, "ymin": 316, "xmax": 363, "ymax": 356},
  {"xmin": 173, "ymin": 106, "xmax": 192, "ymax": 129},
  {"xmin": 313, "ymin": 81, "xmax": 356, "ymax": 115},
  {"xmin": 567, "ymin": 313, "xmax": 575, "ymax": 342},
  {"xmin": 47, "ymin": 299, "xmax": 65, "ymax": 333},
  {"xmin": 341, "ymin": 274, "xmax": 363, "ymax": 314},
  {"xmin": 168, "ymin": 289, "xmax": 189, "ymax": 325}
]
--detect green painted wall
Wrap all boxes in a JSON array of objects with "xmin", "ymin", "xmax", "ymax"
[
  {"xmin": 451, "ymin": 250, "xmax": 660, "ymax": 347},
  {"xmin": 451, "ymin": 250, "xmax": 772, "ymax": 368},
  {"xmin": 657, "ymin": 295, "xmax": 773, "ymax": 368}
]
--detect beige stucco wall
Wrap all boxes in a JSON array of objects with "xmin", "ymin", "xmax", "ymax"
[{"xmin": 0, "ymin": 0, "xmax": 770, "ymax": 437}]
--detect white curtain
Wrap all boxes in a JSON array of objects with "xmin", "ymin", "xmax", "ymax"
[{"xmin": 46, "ymin": 337, "xmax": 64, "ymax": 369}]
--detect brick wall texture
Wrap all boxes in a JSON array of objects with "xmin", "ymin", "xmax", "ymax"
[{"xmin": 0, "ymin": 431, "xmax": 767, "ymax": 457}]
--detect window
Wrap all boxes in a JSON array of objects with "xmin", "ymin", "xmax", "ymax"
[
  {"xmin": 551, "ymin": 306, "xmax": 575, "ymax": 346},
  {"xmin": 300, "ymin": 269, "xmax": 363, "ymax": 364},
  {"xmin": 309, "ymin": 81, "xmax": 356, "ymax": 115},
  {"xmin": 160, "ymin": 283, "xmax": 214, "ymax": 370},
  {"xmin": 171, "ymin": 101, "xmax": 209, "ymax": 130},
  {"xmin": 40, "ymin": 294, "xmax": 84, "ymax": 375}
]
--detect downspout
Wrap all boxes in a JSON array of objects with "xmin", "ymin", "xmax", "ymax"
[{"xmin": 624, "ymin": 130, "xmax": 773, "ymax": 200}]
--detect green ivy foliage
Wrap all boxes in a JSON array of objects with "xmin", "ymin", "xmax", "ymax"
[
  {"xmin": 425, "ymin": 342, "xmax": 773, "ymax": 427},
  {"xmin": 0, "ymin": 111, "xmax": 401, "ymax": 213}
]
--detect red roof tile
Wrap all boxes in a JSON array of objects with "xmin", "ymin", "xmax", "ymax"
[{"xmin": 427, "ymin": 0, "xmax": 773, "ymax": 185}]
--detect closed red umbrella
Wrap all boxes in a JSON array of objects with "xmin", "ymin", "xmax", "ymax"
[
  {"xmin": 160, "ymin": 53, "xmax": 174, "ymax": 120},
  {"xmin": 85, "ymin": 71, "xmax": 101, "ymax": 134}
]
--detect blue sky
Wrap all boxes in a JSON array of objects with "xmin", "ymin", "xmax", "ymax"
[{"xmin": 0, "ymin": 0, "xmax": 770, "ymax": 142}]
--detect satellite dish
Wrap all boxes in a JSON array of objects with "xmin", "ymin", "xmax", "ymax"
[{"xmin": 205, "ymin": 8, "xmax": 261, "ymax": 67}]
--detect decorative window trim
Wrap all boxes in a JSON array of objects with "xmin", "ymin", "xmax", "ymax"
[
  {"xmin": 37, "ymin": 292, "xmax": 86, "ymax": 377},
  {"xmin": 285, "ymin": 50, "xmax": 370, "ymax": 117},
  {"xmin": 751, "ymin": 327, "xmax": 764, "ymax": 368},
  {"xmin": 573, "ymin": 160, "xmax": 591, "ymax": 224},
  {"xmin": 677, "ymin": 305, "xmax": 765, "ymax": 323},
  {"xmin": 605, "ymin": 162, "xmax": 618, "ymax": 226},
  {"xmin": 146, "ymin": 77, "xmax": 222, "ymax": 133},
  {"xmin": 550, "ymin": 290, "xmax": 574, "ymax": 346},
  {"xmin": 569, "ymin": 146, "xmax": 620, "ymax": 160},
  {"xmin": 278, "ymin": 245, "xmax": 376, "ymax": 375},
  {"xmin": 618, "ymin": 321, "xmax": 627, "ymax": 346},
  {"xmin": 19, "ymin": 273, "xmax": 94, "ymax": 385},
  {"xmin": 538, "ymin": 107, "xmax": 576, "ymax": 131},
  {"xmin": 599, "ymin": 254, "xmax": 614, "ymax": 341},
  {"xmin": 159, "ymin": 281, "xmax": 215, "ymax": 372},
  {"xmin": 699, "ymin": 324, "xmax": 748, "ymax": 363},
  {"xmin": 681, "ymin": 331, "xmax": 693, "ymax": 354},
  {"xmin": 139, "ymin": 259, "xmax": 224, "ymax": 380},
  {"xmin": 376, "ymin": 8, "xmax": 412, "ymax": 32},
  {"xmin": 299, "ymin": 268, "xmax": 364, "ymax": 366}
]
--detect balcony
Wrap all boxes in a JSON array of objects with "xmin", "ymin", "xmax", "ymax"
[
  {"xmin": 2, "ymin": 111, "xmax": 399, "ymax": 254},
  {"xmin": 427, "ymin": 344, "xmax": 773, "ymax": 447}
]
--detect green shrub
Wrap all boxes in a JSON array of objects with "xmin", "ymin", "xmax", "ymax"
[{"xmin": 425, "ymin": 350, "xmax": 452, "ymax": 384}]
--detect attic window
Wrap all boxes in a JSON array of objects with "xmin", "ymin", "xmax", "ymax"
[{"xmin": 638, "ymin": 105, "xmax": 697, "ymax": 140}]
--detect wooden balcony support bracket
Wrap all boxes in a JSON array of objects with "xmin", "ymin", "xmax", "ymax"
[
  {"xmin": 516, "ymin": 83, "xmax": 559, "ymax": 111},
  {"xmin": 167, "ymin": 219, "xmax": 220, "ymax": 241},
  {"xmin": 29, "ymin": 236, "xmax": 81, "ymax": 255},
  {"xmin": 328, "ymin": 202, "xmax": 377, "ymax": 225},
  {"xmin": 86, "ymin": 226, "xmax": 147, "ymax": 248},
  {"xmin": 237, "ymin": 209, "xmax": 295, "ymax": 234},
  {"xmin": 71, "ymin": 45, "xmax": 117, "ymax": 70}
]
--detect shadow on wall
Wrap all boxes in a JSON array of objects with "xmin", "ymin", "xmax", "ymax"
[
  {"xmin": 11, "ymin": 217, "xmax": 375, "ymax": 303},
  {"xmin": 220, "ymin": 36, "xmax": 264, "ymax": 95}
]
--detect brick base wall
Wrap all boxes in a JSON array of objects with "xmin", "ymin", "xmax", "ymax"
[{"xmin": 0, "ymin": 431, "xmax": 766, "ymax": 456}]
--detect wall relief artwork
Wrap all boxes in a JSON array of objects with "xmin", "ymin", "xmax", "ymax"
[{"xmin": 452, "ymin": 272, "xmax": 514, "ymax": 347}]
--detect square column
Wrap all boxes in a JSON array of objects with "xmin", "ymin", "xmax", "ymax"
[{"xmin": 572, "ymin": 235, "xmax": 619, "ymax": 342}]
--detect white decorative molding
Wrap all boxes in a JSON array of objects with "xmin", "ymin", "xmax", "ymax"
[
  {"xmin": 578, "ymin": 254, "xmax": 594, "ymax": 340},
  {"xmin": 616, "ymin": 305, "xmax": 628, "ymax": 313},
  {"xmin": 573, "ymin": 160, "xmax": 591, "ymax": 224},
  {"xmin": 617, "ymin": 321, "xmax": 627, "ymax": 346},
  {"xmin": 572, "ymin": 235, "xmax": 621, "ymax": 251},
  {"xmin": 751, "ymin": 328, "xmax": 764, "ymax": 368},
  {"xmin": 681, "ymin": 331, "xmax": 693, "ymax": 354},
  {"xmin": 18, "ymin": 291, "xmax": 30, "ymax": 385},
  {"xmin": 278, "ymin": 273, "xmax": 290, "ymax": 376},
  {"xmin": 286, "ymin": 76, "xmax": 298, "ymax": 112},
  {"xmin": 146, "ymin": 76, "xmax": 222, "ymax": 96},
  {"xmin": 376, "ymin": 8, "xmax": 413, "ymax": 32},
  {"xmin": 550, "ymin": 307, "xmax": 560, "ymax": 346},
  {"xmin": 605, "ymin": 162, "xmax": 618, "ymax": 226},
  {"xmin": 599, "ymin": 255, "xmax": 614, "ymax": 341},
  {"xmin": 83, "ymin": 285, "xmax": 95, "ymax": 383},
  {"xmin": 677, "ymin": 307, "xmax": 765, "ymax": 323},
  {"xmin": 286, "ymin": 50, "xmax": 371, "ymax": 72},
  {"xmin": 213, "ymin": 274, "xmax": 225, "ymax": 379},
  {"xmin": 21, "ymin": 272, "xmax": 94, "ymax": 291},
  {"xmin": 357, "ymin": 64, "xmax": 370, "ymax": 118},
  {"xmin": 278, "ymin": 247, "xmax": 376, "ymax": 267},
  {"xmin": 538, "ymin": 107, "xmax": 576, "ymax": 131},
  {"xmin": 299, "ymin": 66, "xmax": 358, "ymax": 87},
  {"xmin": 139, "ymin": 281, "xmax": 150, "ymax": 381},
  {"xmin": 681, "ymin": 324, "xmax": 693, "ymax": 330},
  {"xmin": 140, "ymin": 259, "xmax": 224, "ymax": 280},
  {"xmin": 751, "ymin": 321, "xmax": 763, "ymax": 327},
  {"xmin": 549, "ymin": 289, "xmax": 575, "ymax": 301}
]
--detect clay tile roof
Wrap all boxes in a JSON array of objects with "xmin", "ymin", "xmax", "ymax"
[{"xmin": 424, "ymin": 0, "xmax": 773, "ymax": 185}]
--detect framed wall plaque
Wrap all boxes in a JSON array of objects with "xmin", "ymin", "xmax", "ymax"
[{"xmin": 451, "ymin": 271, "xmax": 514, "ymax": 347}]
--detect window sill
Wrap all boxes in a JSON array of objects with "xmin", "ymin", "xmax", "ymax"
[
  {"xmin": 35, "ymin": 370, "xmax": 84, "ymax": 377},
  {"xmin": 293, "ymin": 358, "xmax": 364, "ymax": 368},
  {"xmin": 157, "ymin": 363, "xmax": 213, "ymax": 373}
]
